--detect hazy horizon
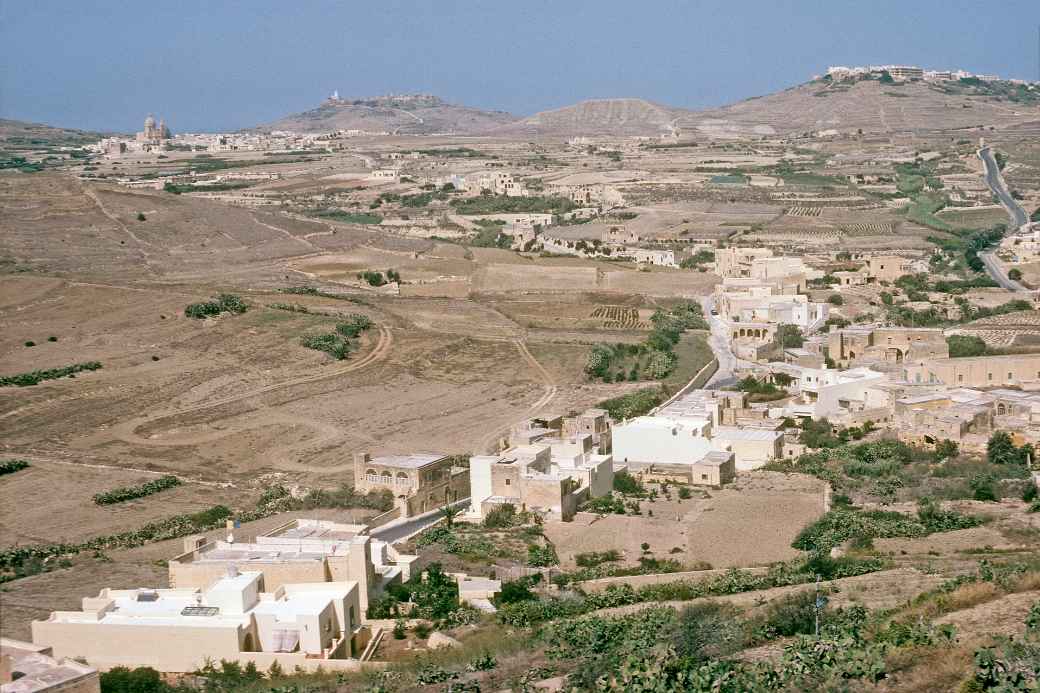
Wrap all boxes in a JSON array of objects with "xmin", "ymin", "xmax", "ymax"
[{"xmin": 2, "ymin": 0, "xmax": 1038, "ymax": 133}]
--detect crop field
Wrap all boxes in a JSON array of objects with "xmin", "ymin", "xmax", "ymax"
[
  {"xmin": 838, "ymin": 221, "xmax": 894, "ymax": 235},
  {"xmin": 785, "ymin": 206, "xmax": 823, "ymax": 217},
  {"xmin": 589, "ymin": 305, "xmax": 648, "ymax": 329}
]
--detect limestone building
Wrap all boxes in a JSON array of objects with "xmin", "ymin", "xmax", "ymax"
[
  {"xmin": 468, "ymin": 437, "xmax": 613, "ymax": 522},
  {"xmin": 828, "ymin": 327, "xmax": 948, "ymax": 367},
  {"xmin": 168, "ymin": 519, "xmax": 418, "ymax": 612},
  {"xmin": 902, "ymin": 353, "xmax": 1040, "ymax": 388},
  {"xmin": 31, "ymin": 571, "xmax": 364, "ymax": 673},
  {"xmin": 353, "ymin": 453, "xmax": 469, "ymax": 517}
]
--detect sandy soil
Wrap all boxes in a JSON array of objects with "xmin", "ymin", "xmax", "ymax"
[{"xmin": 544, "ymin": 472, "xmax": 828, "ymax": 570}]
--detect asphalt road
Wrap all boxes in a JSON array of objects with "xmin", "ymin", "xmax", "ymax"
[
  {"xmin": 979, "ymin": 146, "xmax": 1028, "ymax": 228},
  {"xmin": 977, "ymin": 147, "xmax": 1030, "ymax": 293},
  {"xmin": 700, "ymin": 296, "xmax": 742, "ymax": 390},
  {"xmin": 371, "ymin": 498, "xmax": 470, "ymax": 544}
]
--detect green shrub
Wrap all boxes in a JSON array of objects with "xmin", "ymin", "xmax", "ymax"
[
  {"xmin": 0, "ymin": 460, "xmax": 30, "ymax": 476},
  {"xmin": 0, "ymin": 361, "xmax": 102, "ymax": 387},
  {"xmin": 185, "ymin": 294, "xmax": 247, "ymax": 319},
  {"xmin": 94, "ymin": 475, "xmax": 181, "ymax": 505},
  {"xmin": 301, "ymin": 333, "xmax": 350, "ymax": 360},
  {"xmin": 613, "ymin": 470, "xmax": 646, "ymax": 496}
]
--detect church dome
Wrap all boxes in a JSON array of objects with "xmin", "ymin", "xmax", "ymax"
[{"xmin": 144, "ymin": 114, "xmax": 156, "ymax": 128}]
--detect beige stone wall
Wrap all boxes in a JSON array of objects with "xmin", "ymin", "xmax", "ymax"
[
  {"xmin": 907, "ymin": 353, "xmax": 1040, "ymax": 387},
  {"xmin": 32, "ymin": 621, "xmax": 247, "ymax": 673}
]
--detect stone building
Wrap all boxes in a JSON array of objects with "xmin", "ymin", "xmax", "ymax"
[
  {"xmin": 828, "ymin": 327, "xmax": 948, "ymax": 367},
  {"xmin": 902, "ymin": 353, "xmax": 1040, "ymax": 388},
  {"xmin": 353, "ymin": 453, "xmax": 468, "ymax": 518}
]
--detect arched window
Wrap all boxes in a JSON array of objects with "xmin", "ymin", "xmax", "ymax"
[
  {"xmin": 366, "ymin": 469, "xmax": 377, "ymax": 477},
  {"xmin": 396, "ymin": 472, "xmax": 409, "ymax": 484}
]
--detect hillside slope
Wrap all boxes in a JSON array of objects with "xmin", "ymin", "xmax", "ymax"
[
  {"xmin": 495, "ymin": 98, "xmax": 683, "ymax": 137},
  {"xmin": 678, "ymin": 78, "xmax": 1040, "ymax": 138},
  {"xmin": 260, "ymin": 94, "xmax": 516, "ymax": 135},
  {"xmin": 0, "ymin": 118, "xmax": 111, "ymax": 149}
]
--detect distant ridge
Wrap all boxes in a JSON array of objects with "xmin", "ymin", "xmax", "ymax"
[{"xmin": 259, "ymin": 94, "xmax": 517, "ymax": 135}]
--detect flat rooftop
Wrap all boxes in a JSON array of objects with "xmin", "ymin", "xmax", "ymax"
[
  {"xmin": 713, "ymin": 426, "xmax": 783, "ymax": 441},
  {"xmin": 0, "ymin": 639, "xmax": 96, "ymax": 693},
  {"xmin": 368, "ymin": 453, "xmax": 446, "ymax": 469}
]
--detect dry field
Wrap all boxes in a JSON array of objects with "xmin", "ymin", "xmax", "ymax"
[{"xmin": 543, "ymin": 471, "xmax": 828, "ymax": 570}]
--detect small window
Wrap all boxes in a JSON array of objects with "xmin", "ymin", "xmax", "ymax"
[
  {"xmin": 505, "ymin": 478, "xmax": 510, "ymax": 486},
  {"xmin": 988, "ymin": 373, "xmax": 993, "ymax": 381},
  {"xmin": 701, "ymin": 474, "xmax": 708, "ymax": 480},
  {"xmin": 1008, "ymin": 372, "xmax": 1013, "ymax": 381},
  {"xmin": 958, "ymin": 374, "xmax": 964, "ymax": 383}
]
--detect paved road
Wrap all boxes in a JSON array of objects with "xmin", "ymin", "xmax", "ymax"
[
  {"xmin": 700, "ymin": 296, "xmax": 744, "ymax": 390},
  {"xmin": 371, "ymin": 498, "xmax": 470, "ymax": 544},
  {"xmin": 979, "ymin": 250, "xmax": 1028, "ymax": 292},
  {"xmin": 979, "ymin": 146, "xmax": 1028, "ymax": 229},
  {"xmin": 977, "ymin": 147, "xmax": 1031, "ymax": 293}
]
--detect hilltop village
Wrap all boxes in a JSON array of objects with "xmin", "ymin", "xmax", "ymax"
[{"xmin": 3, "ymin": 63, "xmax": 1040, "ymax": 692}]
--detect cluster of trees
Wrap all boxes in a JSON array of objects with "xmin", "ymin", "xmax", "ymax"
[
  {"xmin": 93, "ymin": 475, "xmax": 181, "ymax": 505},
  {"xmin": 185, "ymin": 294, "xmax": 247, "ymax": 319},
  {"xmin": 357, "ymin": 269, "xmax": 400, "ymax": 286},
  {"xmin": 450, "ymin": 193, "xmax": 575, "ymax": 216},
  {"xmin": 0, "ymin": 361, "xmax": 102, "ymax": 387},
  {"xmin": 301, "ymin": 316, "xmax": 373, "ymax": 360}
]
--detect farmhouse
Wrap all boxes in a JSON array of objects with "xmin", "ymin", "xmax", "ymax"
[
  {"xmin": 902, "ymin": 353, "xmax": 1040, "ymax": 388},
  {"xmin": 353, "ymin": 453, "xmax": 469, "ymax": 518},
  {"xmin": 828, "ymin": 326, "xmax": 949, "ymax": 367}
]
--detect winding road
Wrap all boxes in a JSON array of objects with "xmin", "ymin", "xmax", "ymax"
[{"xmin": 977, "ymin": 146, "xmax": 1031, "ymax": 293}]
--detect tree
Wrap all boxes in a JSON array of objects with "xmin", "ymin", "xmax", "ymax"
[
  {"xmin": 987, "ymin": 431, "xmax": 1022, "ymax": 465},
  {"xmin": 934, "ymin": 439, "xmax": 959, "ymax": 461},
  {"xmin": 827, "ymin": 294, "xmax": 844, "ymax": 306},
  {"xmin": 777, "ymin": 324, "xmax": 805, "ymax": 348},
  {"xmin": 1008, "ymin": 268, "xmax": 1023, "ymax": 281},
  {"xmin": 880, "ymin": 291, "xmax": 894, "ymax": 306},
  {"xmin": 441, "ymin": 504, "xmax": 461, "ymax": 528}
]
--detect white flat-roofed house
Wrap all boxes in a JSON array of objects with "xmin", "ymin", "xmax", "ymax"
[
  {"xmin": 168, "ymin": 518, "xmax": 420, "ymax": 612},
  {"xmin": 468, "ymin": 438, "xmax": 613, "ymax": 521},
  {"xmin": 31, "ymin": 572, "xmax": 363, "ymax": 673}
]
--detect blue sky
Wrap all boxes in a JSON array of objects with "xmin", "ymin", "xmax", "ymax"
[{"xmin": 1, "ymin": 0, "xmax": 1038, "ymax": 132}]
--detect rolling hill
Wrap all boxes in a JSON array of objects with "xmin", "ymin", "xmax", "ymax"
[{"xmin": 258, "ymin": 94, "xmax": 517, "ymax": 135}]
